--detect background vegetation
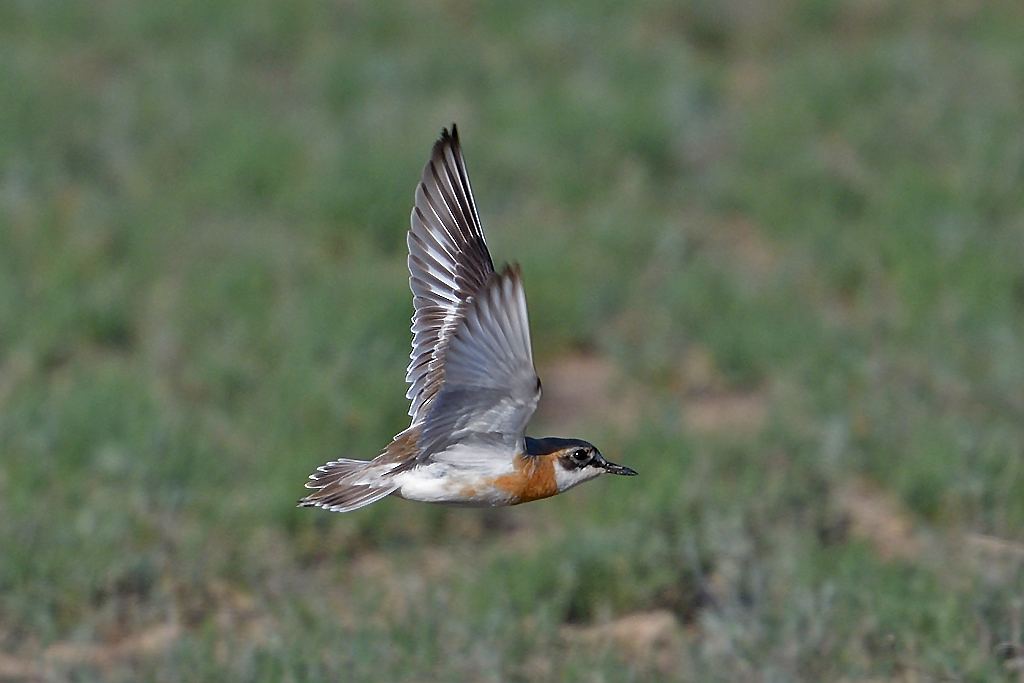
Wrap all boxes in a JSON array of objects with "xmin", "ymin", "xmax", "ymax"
[{"xmin": 2, "ymin": 0, "xmax": 1024, "ymax": 680}]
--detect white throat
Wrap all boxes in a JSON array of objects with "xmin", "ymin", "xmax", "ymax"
[{"xmin": 553, "ymin": 464, "xmax": 604, "ymax": 493}]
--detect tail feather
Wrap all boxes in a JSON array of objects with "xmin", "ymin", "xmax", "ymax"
[
  {"xmin": 299, "ymin": 458, "xmax": 398, "ymax": 513},
  {"xmin": 299, "ymin": 427, "xmax": 420, "ymax": 513}
]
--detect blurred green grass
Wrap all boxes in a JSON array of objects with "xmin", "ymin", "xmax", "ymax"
[{"xmin": 2, "ymin": 0, "xmax": 1024, "ymax": 680}]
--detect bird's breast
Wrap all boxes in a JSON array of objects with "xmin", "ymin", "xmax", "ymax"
[{"xmin": 489, "ymin": 453, "xmax": 558, "ymax": 504}]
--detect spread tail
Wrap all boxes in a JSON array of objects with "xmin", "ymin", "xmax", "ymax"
[
  {"xmin": 299, "ymin": 458, "xmax": 399, "ymax": 513},
  {"xmin": 299, "ymin": 426, "xmax": 420, "ymax": 513}
]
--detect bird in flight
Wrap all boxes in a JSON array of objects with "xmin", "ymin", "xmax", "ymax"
[{"xmin": 300, "ymin": 125, "xmax": 636, "ymax": 513}]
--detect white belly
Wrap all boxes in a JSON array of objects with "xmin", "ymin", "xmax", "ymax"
[{"xmin": 391, "ymin": 461, "xmax": 517, "ymax": 507}]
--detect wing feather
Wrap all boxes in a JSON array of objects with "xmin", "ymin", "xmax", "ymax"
[
  {"xmin": 406, "ymin": 127, "xmax": 540, "ymax": 464},
  {"xmin": 406, "ymin": 126, "xmax": 494, "ymax": 423},
  {"xmin": 417, "ymin": 265, "xmax": 540, "ymax": 459}
]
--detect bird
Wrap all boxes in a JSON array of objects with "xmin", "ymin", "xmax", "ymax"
[{"xmin": 299, "ymin": 125, "xmax": 637, "ymax": 513}]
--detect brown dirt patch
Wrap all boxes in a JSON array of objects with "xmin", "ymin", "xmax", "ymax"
[
  {"xmin": 562, "ymin": 610, "xmax": 684, "ymax": 675},
  {"xmin": 678, "ymin": 346, "xmax": 768, "ymax": 436},
  {"xmin": 535, "ymin": 352, "xmax": 641, "ymax": 433},
  {"xmin": 835, "ymin": 478, "xmax": 919, "ymax": 561}
]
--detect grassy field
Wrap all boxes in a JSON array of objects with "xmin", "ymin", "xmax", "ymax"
[{"xmin": 3, "ymin": 0, "xmax": 1024, "ymax": 680}]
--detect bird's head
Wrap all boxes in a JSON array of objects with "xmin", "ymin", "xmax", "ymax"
[{"xmin": 526, "ymin": 436, "xmax": 637, "ymax": 493}]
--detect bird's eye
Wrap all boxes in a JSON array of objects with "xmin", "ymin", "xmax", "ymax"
[{"xmin": 570, "ymin": 448, "xmax": 591, "ymax": 465}]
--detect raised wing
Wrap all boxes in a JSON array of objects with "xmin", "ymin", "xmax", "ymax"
[
  {"xmin": 406, "ymin": 125, "xmax": 495, "ymax": 424},
  {"xmin": 417, "ymin": 264, "xmax": 541, "ymax": 461}
]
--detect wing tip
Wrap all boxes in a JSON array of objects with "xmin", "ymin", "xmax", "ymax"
[{"xmin": 434, "ymin": 123, "xmax": 460, "ymax": 160}]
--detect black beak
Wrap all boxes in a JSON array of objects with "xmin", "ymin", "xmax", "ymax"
[{"xmin": 595, "ymin": 454, "xmax": 638, "ymax": 476}]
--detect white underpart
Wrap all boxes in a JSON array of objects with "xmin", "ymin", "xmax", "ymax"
[{"xmin": 391, "ymin": 443, "xmax": 518, "ymax": 506}]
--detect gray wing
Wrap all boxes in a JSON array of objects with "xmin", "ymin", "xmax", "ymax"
[
  {"xmin": 416, "ymin": 264, "xmax": 541, "ymax": 461},
  {"xmin": 406, "ymin": 125, "xmax": 495, "ymax": 424},
  {"xmin": 405, "ymin": 126, "xmax": 541, "ymax": 463}
]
